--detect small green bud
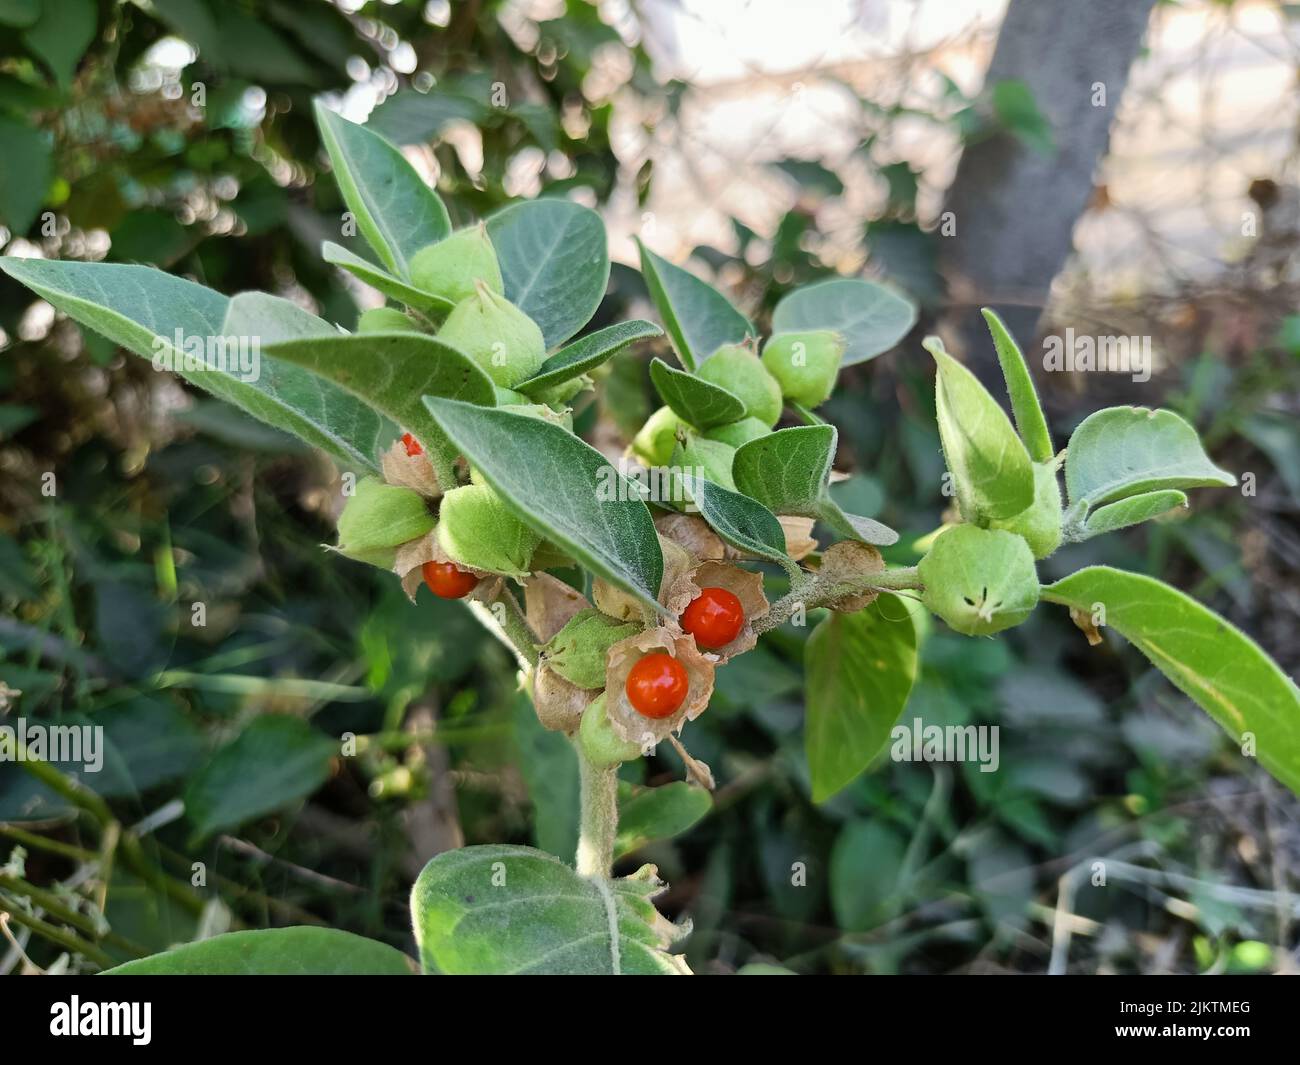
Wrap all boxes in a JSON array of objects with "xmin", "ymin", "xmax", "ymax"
[
  {"xmin": 409, "ymin": 224, "xmax": 504, "ymax": 305},
  {"xmin": 437, "ymin": 283, "xmax": 546, "ymax": 388},
  {"xmin": 543, "ymin": 609, "xmax": 639, "ymax": 689},
  {"xmin": 760, "ymin": 330, "xmax": 844, "ymax": 407},
  {"xmin": 990, "ymin": 462, "xmax": 1063, "ymax": 559},
  {"xmin": 357, "ymin": 307, "xmax": 421, "ymax": 334},
  {"xmin": 696, "ymin": 344, "xmax": 782, "ymax": 427},
  {"xmin": 436, "ymin": 483, "xmax": 541, "ymax": 578},
  {"xmin": 918, "ymin": 525, "xmax": 1039, "ymax": 636},
  {"xmin": 336, "ymin": 476, "xmax": 435, "ymax": 568},
  {"xmin": 704, "ymin": 416, "xmax": 770, "ymax": 448},
  {"xmin": 632, "ymin": 405, "xmax": 685, "ymax": 467},
  {"xmin": 579, "ymin": 693, "xmax": 642, "ymax": 767},
  {"xmin": 679, "ymin": 436, "xmax": 736, "ymax": 491}
]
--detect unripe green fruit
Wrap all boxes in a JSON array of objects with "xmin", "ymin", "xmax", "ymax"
[
  {"xmin": 543, "ymin": 609, "xmax": 639, "ymax": 689},
  {"xmin": 579, "ymin": 693, "xmax": 642, "ymax": 767},
  {"xmin": 494, "ymin": 385, "xmax": 530, "ymax": 406},
  {"xmin": 437, "ymin": 283, "xmax": 546, "ymax": 388},
  {"xmin": 409, "ymin": 224, "xmax": 503, "ymax": 305},
  {"xmin": 679, "ymin": 436, "xmax": 736, "ymax": 491},
  {"xmin": 918, "ymin": 525, "xmax": 1039, "ymax": 636},
  {"xmin": 760, "ymin": 330, "xmax": 844, "ymax": 407},
  {"xmin": 436, "ymin": 484, "xmax": 541, "ymax": 578},
  {"xmin": 531, "ymin": 375, "xmax": 589, "ymax": 406},
  {"xmin": 357, "ymin": 307, "xmax": 420, "ymax": 334},
  {"xmin": 632, "ymin": 405, "xmax": 685, "ymax": 467},
  {"xmin": 697, "ymin": 344, "xmax": 782, "ymax": 427},
  {"xmin": 336, "ymin": 477, "xmax": 435, "ymax": 568},
  {"xmin": 990, "ymin": 462, "xmax": 1063, "ymax": 559},
  {"xmin": 704, "ymin": 416, "xmax": 770, "ymax": 448}
]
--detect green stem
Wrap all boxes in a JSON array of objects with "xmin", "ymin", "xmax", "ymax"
[
  {"xmin": 0, "ymin": 894, "xmax": 114, "ymax": 969},
  {"xmin": 574, "ymin": 744, "xmax": 618, "ymax": 878}
]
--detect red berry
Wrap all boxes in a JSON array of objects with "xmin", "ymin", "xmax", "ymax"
[
  {"xmin": 625, "ymin": 652, "xmax": 689, "ymax": 719},
  {"xmin": 422, "ymin": 560, "xmax": 478, "ymax": 599},
  {"xmin": 680, "ymin": 586, "xmax": 744, "ymax": 649},
  {"xmin": 402, "ymin": 432, "xmax": 423, "ymax": 457}
]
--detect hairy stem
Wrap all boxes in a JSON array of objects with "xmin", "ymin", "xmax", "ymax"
[
  {"xmin": 755, "ymin": 565, "xmax": 924, "ymax": 633},
  {"xmin": 574, "ymin": 744, "xmax": 618, "ymax": 878}
]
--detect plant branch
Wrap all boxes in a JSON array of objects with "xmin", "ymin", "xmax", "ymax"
[{"xmin": 573, "ymin": 742, "xmax": 618, "ymax": 878}]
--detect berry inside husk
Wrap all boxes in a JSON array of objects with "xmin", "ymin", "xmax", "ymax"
[
  {"xmin": 401, "ymin": 432, "xmax": 423, "ymax": 456},
  {"xmin": 625, "ymin": 652, "xmax": 689, "ymax": 719},
  {"xmin": 422, "ymin": 560, "xmax": 479, "ymax": 599},
  {"xmin": 680, "ymin": 586, "xmax": 745, "ymax": 649}
]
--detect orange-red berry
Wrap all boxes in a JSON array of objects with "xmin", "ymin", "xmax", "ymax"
[
  {"xmin": 422, "ymin": 560, "xmax": 478, "ymax": 599},
  {"xmin": 401, "ymin": 432, "xmax": 423, "ymax": 456},
  {"xmin": 625, "ymin": 652, "xmax": 689, "ymax": 719},
  {"xmin": 680, "ymin": 586, "xmax": 744, "ymax": 649}
]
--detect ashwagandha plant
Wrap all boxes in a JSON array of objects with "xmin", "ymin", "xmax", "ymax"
[{"xmin": 4, "ymin": 104, "xmax": 1297, "ymax": 976}]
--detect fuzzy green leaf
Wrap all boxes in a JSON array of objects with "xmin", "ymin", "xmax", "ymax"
[
  {"xmin": 925, "ymin": 336, "xmax": 1034, "ymax": 523},
  {"xmin": 518, "ymin": 319, "xmax": 661, "ymax": 395},
  {"xmin": 314, "ymin": 103, "xmax": 451, "ymax": 276},
  {"xmin": 423, "ymin": 398, "xmax": 664, "ymax": 611},
  {"xmin": 649, "ymin": 357, "xmax": 746, "ymax": 429},
  {"xmin": 104, "ymin": 928, "xmax": 414, "ymax": 975},
  {"xmin": 0, "ymin": 258, "xmax": 393, "ymax": 472},
  {"xmin": 411, "ymin": 845, "xmax": 690, "ymax": 974},
  {"xmin": 615, "ymin": 782, "xmax": 712, "ymax": 859},
  {"xmin": 1043, "ymin": 567, "xmax": 1300, "ymax": 794},
  {"xmin": 773, "ymin": 278, "xmax": 915, "ymax": 366},
  {"xmin": 487, "ymin": 199, "xmax": 609, "ymax": 349},
  {"xmin": 806, "ymin": 596, "xmax": 918, "ymax": 802},
  {"xmin": 636, "ymin": 238, "xmax": 753, "ymax": 371},
  {"xmin": 1078, "ymin": 489, "xmax": 1187, "ymax": 539},
  {"xmin": 678, "ymin": 473, "xmax": 789, "ymax": 562},
  {"xmin": 981, "ymin": 307, "xmax": 1053, "ymax": 462},
  {"xmin": 322, "ymin": 241, "xmax": 454, "ymax": 316}
]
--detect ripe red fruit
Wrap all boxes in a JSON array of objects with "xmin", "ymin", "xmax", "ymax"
[
  {"xmin": 401, "ymin": 432, "xmax": 423, "ymax": 456},
  {"xmin": 422, "ymin": 560, "xmax": 478, "ymax": 599},
  {"xmin": 680, "ymin": 586, "xmax": 744, "ymax": 649},
  {"xmin": 625, "ymin": 652, "xmax": 689, "ymax": 719}
]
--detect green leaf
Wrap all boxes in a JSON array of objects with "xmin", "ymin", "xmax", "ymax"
[
  {"xmin": 22, "ymin": 0, "xmax": 95, "ymax": 89},
  {"xmin": 263, "ymin": 331, "xmax": 494, "ymax": 483},
  {"xmin": 830, "ymin": 820, "xmax": 908, "ymax": 931},
  {"xmin": 1042, "ymin": 567, "xmax": 1300, "ymax": 794},
  {"xmin": 925, "ymin": 336, "xmax": 1034, "ymax": 523},
  {"xmin": 772, "ymin": 278, "xmax": 916, "ymax": 366},
  {"xmin": 1078, "ymin": 489, "xmax": 1187, "ymax": 539},
  {"xmin": 992, "ymin": 79, "xmax": 1054, "ymax": 155},
  {"xmin": 512, "ymin": 695, "xmax": 579, "ymax": 859},
  {"xmin": 423, "ymin": 398, "xmax": 664, "ymax": 611},
  {"xmin": 649, "ymin": 357, "xmax": 745, "ymax": 429},
  {"xmin": 322, "ymin": 241, "xmax": 454, "ymax": 316},
  {"xmin": 981, "ymin": 307, "xmax": 1053, "ymax": 462},
  {"xmin": 314, "ymin": 102, "xmax": 451, "ymax": 277},
  {"xmin": 615, "ymin": 781, "xmax": 712, "ymax": 859},
  {"xmin": 1064, "ymin": 407, "xmax": 1236, "ymax": 514},
  {"xmin": 518, "ymin": 320, "xmax": 661, "ymax": 396},
  {"xmin": 733, "ymin": 425, "xmax": 898, "ymax": 546},
  {"xmin": 222, "ymin": 291, "xmax": 334, "ymax": 342},
  {"xmin": 805, "ymin": 596, "xmax": 918, "ymax": 802},
  {"xmin": 0, "ymin": 1, "xmax": 41, "ymax": 30},
  {"xmin": 0, "ymin": 116, "xmax": 51, "ymax": 233},
  {"xmin": 103, "ymin": 928, "xmax": 413, "ymax": 975},
  {"xmin": 636, "ymin": 238, "xmax": 753, "ymax": 371},
  {"xmin": 184, "ymin": 716, "xmax": 336, "ymax": 843},
  {"xmin": 678, "ymin": 473, "xmax": 789, "ymax": 562},
  {"xmin": 410, "ymin": 845, "xmax": 690, "ymax": 974},
  {"xmin": 487, "ymin": 199, "xmax": 609, "ymax": 349},
  {"xmin": 0, "ymin": 258, "xmax": 392, "ymax": 472}
]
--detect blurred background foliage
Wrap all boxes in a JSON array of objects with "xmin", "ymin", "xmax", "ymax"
[{"xmin": 1, "ymin": 0, "xmax": 1298, "ymax": 975}]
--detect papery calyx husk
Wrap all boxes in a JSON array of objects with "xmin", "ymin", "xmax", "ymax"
[
  {"xmin": 437, "ymin": 483, "xmax": 542, "ymax": 580},
  {"xmin": 632, "ymin": 405, "xmax": 686, "ymax": 467},
  {"xmin": 604, "ymin": 627, "xmax": 715, "ymax": 745},
  {"xmin": 989, "ymin": 460, "xmax": 1063, "ymax": 560},
  {"xmin": 778, "ymin": 515, "xmax": 818, "ymax": 561},
  {"xmin": 654, "ymin": 512, "xmax": 725, "ymax": 562},
  {"xmin": 381, "ymin": 437, "xmax": 442, "ymax": 499},
  {"xmin": 679, "ymin": 559, "xmax": 769, "ymax": 662},
  {"xmin": 918, "ymin": 524, "xmax": 1039, "ymax": 636},
  {"xmin": 696, "ymin": 342, "xmax": 782, "ymax": 427},
  {"xmin": 358, "ymin": 307, "xmax": 422, "ymax": 334},
  {"xmin": 532, "ymin": 664, "xmax": 597, "ymax": 733},
  {"xmin": 523, "ymin": 573, "xmax": 590, "ymax": 642},
  {"xmin": 393, "ymin": 531, "xmax": 497, "ymax": 602},
  {"xmin": 334, "ymin": 476, "xmax": 436, "ymax": 568},
  {"xmin": 816, "ymin": 540, "xmax": 885, "ymax": 612},
  {"xmin": 593, "ymin": 535, "xmax": 695, "ymax": 623},
  {"xmin": 542, "ymin": 608, "xmax": 640, "ymax": 690},
  {"xmin": 436, "ymin": 280, "xmax": 546, "ymax": 388},
  {"xmin": 409, "ymin": 223, "xmax": 503, "ymax": 305},
  {"xmin": 760, "ymin": 330, "xmax": 845, "ymax": 408}
]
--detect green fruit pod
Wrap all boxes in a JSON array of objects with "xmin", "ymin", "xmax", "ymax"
[
  {"xmin": 760, "ymin": 330, "xmax": 844, "ymax": 407},
  {"xmin": 696, "ymin": 344, "xmax": 783, "ymax": 427},
  {"xmin": 437, "ymin": 282, "xmax": 546, "ymax": 388},
  {"xmin": 918, "ymin": 524, "xmax": 1039, "ymax": 636},
  {"xmin": 409, "ymin": 223, "xmax": 504, "ymax": 305}
]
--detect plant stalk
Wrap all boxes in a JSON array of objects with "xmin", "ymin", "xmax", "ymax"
[{"xmin": 574, "ymin": 744, "xmax": 618, "ymax": 878}]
